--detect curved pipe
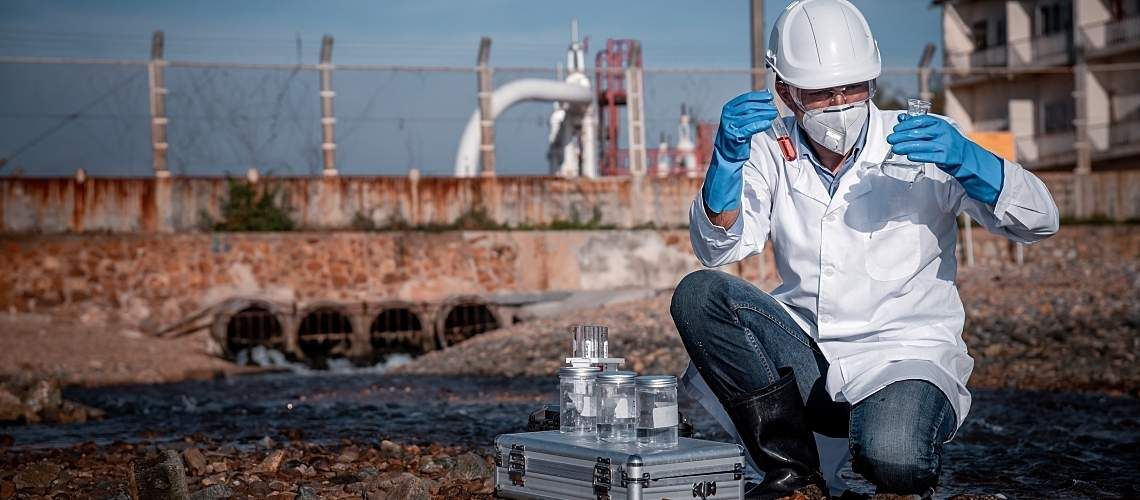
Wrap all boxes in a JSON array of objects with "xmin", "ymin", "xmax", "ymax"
[{"xmin": 455, "ymin": 79, "xmax": 593, "ymax": 177}]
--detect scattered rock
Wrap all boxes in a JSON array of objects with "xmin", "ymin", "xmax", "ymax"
[
  {"xmin": 189, "ymin": 484, "xmax": 235, "ymax": 499},
  {"xmin": 13, "ymin": 461, "xmax": 62, "ymax": 490},
  {"xmin": 335, "ymin": 447, "xmax": 359, "ymax": 463},
  {"xmin": 365, "ymin": 472, "xmax": 434, "ymax": 500},
  {"xmin": 268, "ymin": 480, "xmax": 289, "ymax": 492},
  {"xmin": 128, "ymin": 450, "xmax": 189, "ymax": 500},
  {"xmin": 294, "ymin": 485, "xmax": 318, "ymax": 500},
  {"xmin": 378, "ymin": 440, "xmax": 402, "ymax": 458},
  {"xmin": 182, "ymin": 448, "xmax": 208, "ymax": 476},
  {"xmin": 255, "ymin": 450, "xmax": 286, "ymax": 473},
  {"xmin": 0, "ymin": 387, "xmax": 24, "ymax": 422},
  {"xmin": 447, "ymin": 453, "xmax": 493, "ymax": 481}
]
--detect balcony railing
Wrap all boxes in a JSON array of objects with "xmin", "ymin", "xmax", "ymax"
[
  {"xmin": 1015, "ymin": 130, "xmax": 1076, "ymax": 163},
  {"xmin": 1081, "ymin": 16, "xmax": 1140, "ymax": 52},
  {"xmin": 1109, "ymin": 119, "xmax": 1140, "ymax": 148},
  {"xmin": 969, "ymin": 45, "xmax": 1008, "ymax": 68},
  {"xmin": 1031, "ymin": 31, "xmax": 1074, "ymax": 63},
  {"xmin": 1107, "ymin": 16, "xmax": 1140, "ymax": 45}
]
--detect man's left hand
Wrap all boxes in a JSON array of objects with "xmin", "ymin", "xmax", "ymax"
[{"xmin": 886, "ymin": 114, "xmax": 1004, "ymax": 205}]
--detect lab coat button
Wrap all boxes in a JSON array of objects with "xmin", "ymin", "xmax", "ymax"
[
  {"xmin": 823, "ymin": 267, "xmax": 835, "ymax": 277},
  {"xmin": 820, "ymin": 314, "xmax": 833, "ymax": 323},
  {"xmin": 824, "ymin": 214, "xmax": 837, "ymax": 223}
]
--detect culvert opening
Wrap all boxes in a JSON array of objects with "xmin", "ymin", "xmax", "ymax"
[
  {"xmin": 442, "ymin": 303, "xmax": 499, "ymax": 346},
  {"xmin": 297, "ymin": 307, "xmax": 354, "ymax": 366},
  {"xmin": 370, "ymin": 308, "xmax": 427, "ymax": 361},
  {"xmin": 225, "ymin": 306, "xmax": 284, "ymax": 355}
]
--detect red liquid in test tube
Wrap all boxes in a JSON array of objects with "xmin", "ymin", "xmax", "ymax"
[{"xmin": 770, "ymin": 114, "xmax": 796, "ymax": 162}]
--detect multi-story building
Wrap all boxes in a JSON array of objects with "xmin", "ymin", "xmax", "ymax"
[{"xmin": 938, "ymin": 0, "xmax": 1140, "ymax": 171}]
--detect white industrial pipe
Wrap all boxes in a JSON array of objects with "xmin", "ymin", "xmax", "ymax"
[{"xmin": 455, "ymin": 78, "xmax": 593, "ymax": 177}]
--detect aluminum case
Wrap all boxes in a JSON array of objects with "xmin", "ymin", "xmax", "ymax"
[{"xmin": 494, "ymin": 430, "xmax": 744, "ymax": 500}]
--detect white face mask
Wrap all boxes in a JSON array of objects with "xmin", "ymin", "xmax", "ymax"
[{"xmin": 799, "ymin": 101, "xmax": 868, "ymax": 155}]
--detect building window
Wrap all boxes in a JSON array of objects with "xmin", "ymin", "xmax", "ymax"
[
  {"xmin": 973, "ymin": 20, "xmax": 989, "ymax": 50},
  {"xmin": 1042, "ymin": 99, "xmax": 1075, "ymax": 134},
  {"xmin": 1037, "ymin": 1, "xmax": 1073, "ymax": 36},
  {"xmin": 995, "ymin": 18, "xmax": 1007, "ymax": 46}
]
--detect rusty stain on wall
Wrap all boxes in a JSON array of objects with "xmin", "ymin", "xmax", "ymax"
[{"xmin": 0, "ymin": 173, "xmax": 1137, "ymax": 234}]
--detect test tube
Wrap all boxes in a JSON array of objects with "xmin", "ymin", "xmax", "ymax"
[{"xmin": 770, "ymin": 113, "xmax": 796, "ymax": 162}]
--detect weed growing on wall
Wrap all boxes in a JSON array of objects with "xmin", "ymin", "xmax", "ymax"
[{"xmin": 203, "ymin": 179, "xmax": 295, "ymax": 232}]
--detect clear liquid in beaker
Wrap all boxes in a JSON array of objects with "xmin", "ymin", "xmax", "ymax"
[{"xmin": 881, "ymin": 98, "xmax": 932, "ymax": 186}]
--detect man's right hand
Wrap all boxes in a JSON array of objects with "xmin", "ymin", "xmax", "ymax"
[{"xmin": 703, "ymin": 90, "xmax": 778, "ymax": 215}]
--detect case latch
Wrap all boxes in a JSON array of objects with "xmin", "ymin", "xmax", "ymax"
[
  {"xmin": 507, "ymin": 444, "xmax": 526, "ymax": 486},
  {"xmin": 692, "ymin": 480, "xmax": 718, "ymax": 499},
  {"xmin": 593, "ymin": 457, "xmax": 611, "ymax": 500}
]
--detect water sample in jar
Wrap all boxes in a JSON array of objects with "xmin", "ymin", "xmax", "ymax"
[
  {"xmin": 636, "ymin": 375, "xmax": 679, "ymax": 448},
  {"xmin": 559, "ymin": 366, "xmax": 601, "ymax": 437},
  {"xmin": 570, "ymin": 325, "xmax": 609, "ymax": 360},
  {"xmin": 770, "ymin": 113, "xmax": 797, "ymax": 162},
  {"xmin": 596, "ymin": 371, "xmax": 638, "ymax": 443},
  {"xmin": 880, "ymin": 98, "xmax": 933, "ymax": 186}
]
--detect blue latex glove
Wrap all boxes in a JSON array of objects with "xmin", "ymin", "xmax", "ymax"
[
  {"xmin": 702, "ymin": 90, "xmax": 778, "ymax": 213},
  {"xmin": 886, "ymin": 114, "xmax": 1005, "ymax": 205}
]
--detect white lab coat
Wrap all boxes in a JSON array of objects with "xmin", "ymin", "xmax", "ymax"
[{"xmin": 680, "ymin": 103, "xmax": 1059, "ymax": 491}]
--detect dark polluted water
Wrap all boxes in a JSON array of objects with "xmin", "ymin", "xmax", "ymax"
[{"xmin": 3, "ymin": 372, "xmax": 1138, "ymax": 499}]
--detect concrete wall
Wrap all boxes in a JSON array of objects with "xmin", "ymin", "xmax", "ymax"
[
  {"xmin": 2, "ymin": 226, "xmax": 1137, "ymax": 330},
  {"xmin": 0, "ymin": 229, "xmax": 774, "ymax": 328},
  {"xmin": 0, "ymin": 176, "xmax": 702, "ymax": 233},
  {"xmin": 3, "ymin": 171, "xmax": 1140, "ymax": 235}
]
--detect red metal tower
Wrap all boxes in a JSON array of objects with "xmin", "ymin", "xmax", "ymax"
[{"xmin": 594, "ymin": 39, "xmax": 642, "ymax": 176}]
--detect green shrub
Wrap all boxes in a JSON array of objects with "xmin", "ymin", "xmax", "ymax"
[{"xmin": 210, "ymin": 179, "xmax": 294, "ymax": 232}]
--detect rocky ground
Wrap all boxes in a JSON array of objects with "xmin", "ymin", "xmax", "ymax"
[
  {"xmin": 0, "ymin": 258, "xmax": 1137, "ymax": 499},
  {"xmin": 0, "ymin": 311, "xmax": 254, "ymax": 388},
  {"xmin": 394, "ymin": 261, "xmax": 1140, "ymax": 396}
]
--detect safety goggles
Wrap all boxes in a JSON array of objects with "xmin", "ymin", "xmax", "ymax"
[{"xmin": 790, "ymin": 80, "xmax": 877, "ymax": 111}]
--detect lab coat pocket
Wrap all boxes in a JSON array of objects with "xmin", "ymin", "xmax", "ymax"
[{"xmin": 863, "ymin": 219, "xmax": 921, "ymax": 281}]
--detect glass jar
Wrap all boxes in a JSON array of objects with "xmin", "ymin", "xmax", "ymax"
[
  {"xmin": 596, "ymin": 371, "xmax": 638, "ymax": 443},
  {"xmin": 559, "ymin": 366, "xmax": 601, "ymax": 436},
  {"xmin": 636, "ymin": 375, "xmax": 678, "ymax": 447}
]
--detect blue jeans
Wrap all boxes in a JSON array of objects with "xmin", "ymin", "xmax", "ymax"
[{"xmin": 671, "ymin": 270, "xmax": 956, "ymax": 494}]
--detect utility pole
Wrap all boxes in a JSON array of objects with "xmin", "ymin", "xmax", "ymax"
[
  {"xmin": 477, "ymin": 37, "xmax": 495, "ymax": 177},
  {"xmin": 1072, "ymin": 50, "xmax": 1091, "ymax": 219},
  {"xmin": 319, "ymin": 35, "xmax": 337, "ymax": 176},
  {"xmin": 148, "ymin": 30, "xmax": 169, "ymax": 178},
  {"xmin": 750, "ymin": 0, "xmax": 766, "ymax": 90}
]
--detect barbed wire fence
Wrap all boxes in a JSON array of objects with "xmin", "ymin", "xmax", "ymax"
[{"xmin": 0, "ymin": 31, "xmax": 1137, "ymax": 178}]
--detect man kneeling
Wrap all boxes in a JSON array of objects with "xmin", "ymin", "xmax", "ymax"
[{"xmin": 671, "ymin": 1, "xmax": 1058, "ymax": 498}]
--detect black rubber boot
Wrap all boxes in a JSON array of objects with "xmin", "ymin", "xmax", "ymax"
[{"xmin": 726, "ymin": 367, "xmax": 827, "ymax": 500}]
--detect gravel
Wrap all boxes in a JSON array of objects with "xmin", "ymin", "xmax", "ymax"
[{"xmin": 394, "ymin": 261, "xmax": 1140, "ymax": 396}]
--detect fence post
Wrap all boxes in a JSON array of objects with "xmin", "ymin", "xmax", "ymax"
[
  {"xmin": 319, "ymin": 35, "xmax": 337, "ymax": 177},
  {"xmin": 477, "ymin": 37, "xmax": 495, "ymax": 177},
  {"xmin": 148, "ymin": 31, "xmax": 169, "ymax": 178},
  {"xmin": 960, "ymin": 212, "xmax": 975, "ymax": 267},
  {"xmin": 749, "ymin": 0, "xmax": 765, "ymax": 91}
]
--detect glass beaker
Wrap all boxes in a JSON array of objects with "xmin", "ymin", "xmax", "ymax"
[
  {"xmin": 596, "ymin": 371, "xmax": 638, "ymax": 443},
  {"xmin": 559, "ymin": 365, "xmax": 600, "ymax": 437},
  {"xmin": 570, "ymin": 325, "xmax": 609, "ymax": 359},
  {"xmin": 880, "ymin": 98, "xmax": 933, "ymax": 186},
  {"xmin": 635, "ymin": 375, "xmax": 678, "ymax": 448}
]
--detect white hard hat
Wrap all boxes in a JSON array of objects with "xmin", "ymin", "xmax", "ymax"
[{"xmin": 766, "ymin": 0, "xmax": 882, "ymax": 90}]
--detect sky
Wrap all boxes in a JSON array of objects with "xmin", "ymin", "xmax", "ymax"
[{"xmin": 0, "ymin": 0, "xmax": 944, "ymax": 177}]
